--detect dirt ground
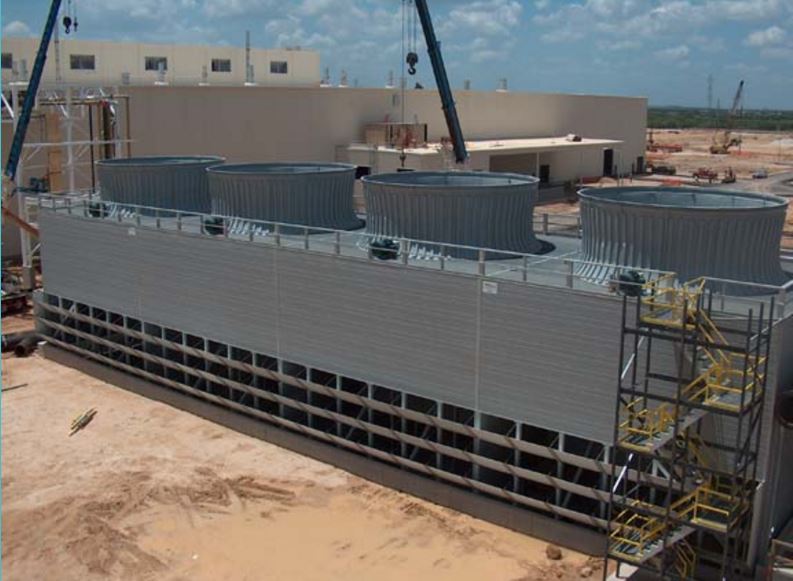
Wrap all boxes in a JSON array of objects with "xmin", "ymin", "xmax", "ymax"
[
  {"xmin": 649, "ymin": 129, "xmax": 793, "ymax": 180},
  {"xmin": 1, "ymin": 353, "xmax": 601, "ymax": 581}
]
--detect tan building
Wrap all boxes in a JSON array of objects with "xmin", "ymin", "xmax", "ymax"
[
  {"xmin": 121, "ymin": 86, "xmax": 646, "ymax": 183},
  {"xmin": 2, "ymin": 82, "xmax": 646, "ymax": 261},
  {"xmin": 1, "ymin": 38, "xmax": 320, "ymax": 87}
]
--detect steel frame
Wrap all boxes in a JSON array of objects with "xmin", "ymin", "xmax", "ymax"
[
  {"xmin": 34, "ymin": 290, "xmax": 697, "ymax": 536},
  {"xmin": 605, "ymin": 277, "xmax": 774, "ymax": 580}
]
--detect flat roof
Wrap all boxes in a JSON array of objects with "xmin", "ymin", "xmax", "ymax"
[{"xmin": 349, "ymin": 136, "xmax": 623, "ymax": 156}]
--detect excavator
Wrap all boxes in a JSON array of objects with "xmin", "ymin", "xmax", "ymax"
[{"xmin": 710, "ymin": 80, "xmax": 744, "ymax": 154}]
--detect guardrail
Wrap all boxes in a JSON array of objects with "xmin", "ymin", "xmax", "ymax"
[
  {"xmin": 31, "ymin": 193, "xmax": 792, "ymax": 319},
  {"xmin": 34, "ymin": 194, "xmax": 672, "ymax": 295}
]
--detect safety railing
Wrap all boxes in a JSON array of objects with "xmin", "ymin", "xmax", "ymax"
[
  {"xmin": 609, "ymin": 501, "xmax": 668, "ymax": 562},
  {"xmin": 34, "ymin": 194, "xmax": 675, "ymax": 295},
  {"xmin": 683, "ymin": 357, "xmax": 765, "ymax": 413},
  {"xmin": 618, "ymin": 399, "xmax": 677, "ymax": 452},
  {"xmin": 670, "ymin": 482, "xmax": 741, "ymax": 533},
  {"xmin": 674, "ymin": 538, "xmax": 697, "ymax": 579}
]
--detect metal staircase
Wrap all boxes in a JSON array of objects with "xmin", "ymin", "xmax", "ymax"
[{"xmin": 605, "ymin": 276, "xmax": 773, "ymax": 579}]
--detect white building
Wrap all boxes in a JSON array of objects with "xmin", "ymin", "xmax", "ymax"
[{"xmin": 1, "ymin": 37, "xmax": 320, "ymax": 87}]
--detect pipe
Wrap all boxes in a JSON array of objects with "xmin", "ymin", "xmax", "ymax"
[{"xmin": 1, "ymin": 331, "xmax": 39, "ymax": 355}]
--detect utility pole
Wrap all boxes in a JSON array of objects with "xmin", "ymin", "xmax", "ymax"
[{"xmin": 707, "ymin": 74, "xmax": 713, "ymax": 111}]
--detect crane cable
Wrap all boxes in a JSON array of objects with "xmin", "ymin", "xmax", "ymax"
[
  {"xmin": 405, "ymin": 0, "xmax": 418, "ymax": 75},
  {"xmin": 63, "ymin": 0, "xmax": 79, "ymax": 34}
]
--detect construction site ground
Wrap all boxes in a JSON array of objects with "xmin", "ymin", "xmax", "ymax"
[
  {"xmin": 539, "ymin": 129, "xmax": 793, "ymax": 249},
  {"xmin": 647, "ymin": 129, "xmax": 793, "ymax": 180},
  {"xmin": 1, "ymin": 347, "xmax": 602, "ymax": 581}
]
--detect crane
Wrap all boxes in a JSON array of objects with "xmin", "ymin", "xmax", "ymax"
[
  {"xmin": 2, "ymin": 0, "xmax": 73, "ymax": 293},
  {"xmin": 710, "ymin": 79, "xmax": 744, "ymax": 155},
  {"xmin": 412, "ymin": 0, "xmax": 468, "ymax": 164},
  {"xmin": 4, "ymin": 0, "xmax": 66, "ymax": 182}
]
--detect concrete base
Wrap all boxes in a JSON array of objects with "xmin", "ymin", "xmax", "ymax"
[{"xmin": 43, "ymin": 343, "xmax": 606, "ymax": 556}]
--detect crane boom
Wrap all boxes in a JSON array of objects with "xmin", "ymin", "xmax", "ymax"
[
  {"xmin": 413, "ymin": 0, "xmax": 467, "ymax": 164},
  {"xmin": 4, "ymin": 0, "xmax": 64, "ymax": 181},
  {"xmin": 725, "ymin": 79, "xmax": 744, "ymax": 131}
]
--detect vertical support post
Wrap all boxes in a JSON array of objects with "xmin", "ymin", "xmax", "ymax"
[
  {"xmin": 522, "ymin": 255, "xmax": 528, "ymax": 283},
  {"xmin": 565, "ymin": 259, "xmax": 574, "ymax": 288},
  {"xmin": 303, "ymin": 227, "xmax": 309, "ymax": 250},
  {"xmin": 334, "ymin": 231, "xmax": 341, "ymax": 255},
  {"xmin": 478, "ymin": 249, "xmax": 485, "ymax": 276},
  {"xmin": 65, "ymin": 88, "xmax": 76, "ymax": 193},
  {"xmin": 542, "ymin": 213, "xmax": 549, "ymax": 236},
  {"xmin": 274, "ymin": 223, "xmax": 281, "ymax": 246},
  {"xmin": 439, "ymin": 245, "xmax": 445, "ymax": 271},
  {"xmin": 401, "ymin": 239, "xmax": 409, "ymax": 265},
  {"xmin": 556, "ymin": 433, "xmax": 565, "ymax": 507},
  {"xmin": 18, "ymin": 190, "xmax": 35, "ymax": 290},
  {"xmin": 176, "ymin": 212, "xmax": 182, "ymax": 232}
]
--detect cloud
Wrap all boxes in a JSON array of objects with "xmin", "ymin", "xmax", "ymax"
[
  {"xmin": 744, "ymin": 25, "xmax": 787, "ymax": 47},
  {"xmin": 654, "ymin": 44, "xmax": 690, "ymax": 61},
  {"xmin": 2, "ymin": 20, "xmax": 32, "ymax": 36},
  {"xmin": 761, "ymin": 46, "xmax": 793, "ymax": 59},
  {"xmin": 444, "ymin": 0, "xmax": 522, "ymax": 37},
  {"xmin": 202, "ymin": 0, "xmax": 277, "ymax": 18},
  {"xmin": 597, "ymin": 39, "xmax": 642, "ymax": 51},
  {"xmin": 689, "ymin": 34, "xmax": 726, "ymax": 53}
]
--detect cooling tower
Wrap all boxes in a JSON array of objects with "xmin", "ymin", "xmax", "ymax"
[
  {"xmin": 207, "ymin": 163, "xmax": 363, "ymax": 230},
  {"xmin": 577, "ymin": 186, "xmax": 788, "ymax": 291},
  {"xmin": 362, "ymin": 171, "xmax": 543, "ymax": 258},
  {"xmin": 97, "ymin": 156, "xmax": 224, "ymax": 213}
]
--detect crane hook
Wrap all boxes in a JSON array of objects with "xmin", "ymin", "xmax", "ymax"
[{"xmin": 406, "ymin": 52, "xmax": 418, "ymax": 75}]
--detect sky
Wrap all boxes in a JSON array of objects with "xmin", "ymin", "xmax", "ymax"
[{"xmin": 2, "ymin": 0, "xmax": 793, "ymax": 109}]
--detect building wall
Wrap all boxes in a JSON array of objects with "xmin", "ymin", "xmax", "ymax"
[
  {"xmin": 121, "ymin": 85, "xmax": 646, "ymax": 176},
  {"xmin": 1, "ymin": 38, "xmax": 320, "ymax": 86}
]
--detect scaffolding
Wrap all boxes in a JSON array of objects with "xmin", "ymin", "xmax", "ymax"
[
  {"xmin": 2, "ymin": 82, "xmax": 132, "ymax": 285},
  {"xmin": 606, "ymin": 276, "xmax": 774, "ymax": 579}
]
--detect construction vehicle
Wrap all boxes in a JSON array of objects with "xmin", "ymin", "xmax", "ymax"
[
  {"xmin": 646, "ymin": 161, "xmax": 676, "ymax": 176},
  {"xmin": 721, "ymin": 167, "xmax": 736, "ymax": 183},
  {"xmin": 752, "ymin": 168, "xmax": 768, "ymax": 180},
  {"xmin": 693, "ymin": 167, "xmax": 718, "ymax": 183},
  {"xmin": 646, "ymin": 129, "xmax": 683, "ymax": 153},
  {"xmin": 710, "ymin": 80, "xmax": 744, "ymax": 154}
]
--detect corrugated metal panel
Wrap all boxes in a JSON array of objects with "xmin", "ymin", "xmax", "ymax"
[
  {"xmin": 40, "ymin": 211, "xmax": 790, "ymax": 445},
  {"xmin": 97, "ymin": 156, "xmax": 224, "ymax": 213},
  {"xmin": 40, "ymin": 211, "xmax": 612, "ymax": 438},
  {"xmin": 577, "ymin": 186, "xmax": 789, "ymax": 292},
  {"xmin": 478, "ymin": 281, "xmax": 622, "ymax": 441},
  {"xmin": 208, "ymin": 163, "xmax": 362, "ymax": 230},
  {"xmin": 40, "ymin": 212, "xmax": 280, "ymax": 353},
  {"xmin": 363, "ymin": 171, "xmax": 542, "ymax": 258}
]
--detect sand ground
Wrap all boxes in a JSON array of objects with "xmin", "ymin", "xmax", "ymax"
[
  {"xmin": 648, "ymin": 129, "xmax": 793, "ymax": 179},
  {"xmin": 1, "ymin": 353, "xmax": 601, "ymax": 581}
]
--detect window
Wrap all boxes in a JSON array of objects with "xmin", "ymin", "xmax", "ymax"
[
  {"xmin": 211, "ymin": 58, "xmax": 231, "ymax": 73},
  {"xmin": 69, "ymin": 54, "xmax": 95, "ymax": 70},
  {"xmin": 1, "ymin": 53, "xmax": 12, "ymax": 69},
  {"xmin": 145, "ymin": 56, "xmax": 168, "ymax": 71},
  {"xmin": 270, "ymin": 61, "xmax": 288, "ymax": 74}
]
